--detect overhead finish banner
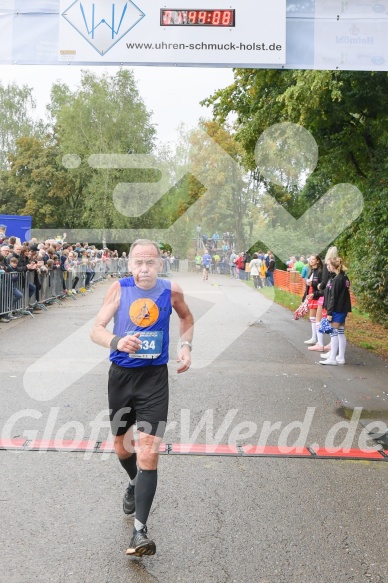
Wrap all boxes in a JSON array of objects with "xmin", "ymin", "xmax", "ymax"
[
  {"xmin": 0, "ymin": 0, "xmax": 387, "ymax": 70},
  {"xmin": 58, "ymin": 0, "xmax": 286, "ymax": 66}
]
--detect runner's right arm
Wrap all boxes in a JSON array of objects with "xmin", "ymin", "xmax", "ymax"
[{"xmin": 90, "ymin": 281, "xmax": 142, "ymax": 353}]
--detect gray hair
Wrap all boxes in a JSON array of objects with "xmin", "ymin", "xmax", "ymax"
[{"xmin": 129, "ymin": 239, "xmax": 161, "ymax": 258}]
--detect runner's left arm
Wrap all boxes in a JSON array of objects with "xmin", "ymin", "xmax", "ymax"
[{"xmin": 171, "ymin": 280, "xmax": 194, "ymax": 374}]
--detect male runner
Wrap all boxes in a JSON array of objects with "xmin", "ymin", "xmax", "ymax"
[
  {"xmin": 202, "ymin": 250, "xmax": 211, "ymax": 280},
  {"xmin": 194, "ymin": 253, "xmax": 202, "ymax": 273},
  {"xmin": 90, "ymin": 239, "xmax": 193, "ymax": 557}
]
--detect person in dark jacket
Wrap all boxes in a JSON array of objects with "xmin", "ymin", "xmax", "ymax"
[
  {"xmin": 4, "ymin": 257, "xmax": 23, "ymax": 310},
  {"xmin": 307, "ymin": 249, "xmax": 339, "ymax": 352},
  {"xmin": 243, "ymin": 251, "xmax": 251, "ymax": 281},
  {"xmin": 320, "ymin": 257, "xmax": 351, "ymax": 366},
  {"xmin": 266, "ymin": 253, "xmax": 275, "ymax": 286},
  {"xmin": 9, "ymin": 244, "xmax": 38, "ymax": 306},
  {"xmin": 302, "ymin": 255, "xmax": 323, "ymax": 346}
]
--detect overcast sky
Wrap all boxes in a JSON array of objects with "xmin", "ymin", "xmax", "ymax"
[{"xmin": 0, "ymin": 64, "xmax": 234, "ymax": 146}]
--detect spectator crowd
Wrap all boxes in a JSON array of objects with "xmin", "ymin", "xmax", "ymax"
[
  {"xmin": 0, "ymin": 231, "xmax": 128, "ymax": 323},
  {"xmin": 1, "ymin": 226, "xmax": 352, "ymax": 367},
  {"xmin": 195, "ymin": 245, "xmax": 275, "ymax": 287},
  {"xmin": 195, "ymin": 233, "xmax": 352, "ymax": 365}
]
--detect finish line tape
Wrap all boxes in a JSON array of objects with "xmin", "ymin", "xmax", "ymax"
[{"xmin": 0, "ymin": 439, "xmax": 386, "ymax": 461}]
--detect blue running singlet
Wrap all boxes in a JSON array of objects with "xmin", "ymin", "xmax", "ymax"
[{"xmin": 110, "ymin": 277, "xmax": 172, "ymax": 368}]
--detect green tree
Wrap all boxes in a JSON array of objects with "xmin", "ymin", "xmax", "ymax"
[
  {"xmin": 0, "ymin": 82, "xmax": 45, "ymax": 170},
  {"xmin": 49, "ymin": 69, "xmax": 157, "ymax": 235},
  {"xmin": 181, "ymin": 120, "xmax": 250, "ymax": 250},
  {"xmin": 5, "ymin": 136, "xmax": 80, "ymax": 228},
  {"xmin": 203, "ymin": 70, "xmax": 388, "ymax": 323}
]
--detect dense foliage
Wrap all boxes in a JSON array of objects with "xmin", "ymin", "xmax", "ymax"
[
  {"xmin": 0, "ymin": 70, "xmax": 157, "ymax": 234},
  {"xmin": 0, "ymin": 69, "xmax": 387, "ymax": 324},
  {"xmin": 202, "ymin": 70, "xmax": 388, "ymax": 325}
]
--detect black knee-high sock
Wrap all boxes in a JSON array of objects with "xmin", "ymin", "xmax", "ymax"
[
  {"xmin": 135, "ymin": 469, "xmax": 157, "ymax": 527},
  {"xmin": 118, "ymin": 453, "xmax": 137, "ymax": 481}
]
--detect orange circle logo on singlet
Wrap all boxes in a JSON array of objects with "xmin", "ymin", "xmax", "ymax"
[{"xmin": 129, "ymin": 298, "xmax": 159, "ymax": 327}]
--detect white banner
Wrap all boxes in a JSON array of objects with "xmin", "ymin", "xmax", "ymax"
[
  {"xmin": 0, "ymin": 13, "xmax": 13, "ymax": 62},
  {"xmin": 314, "ymin": 19, "xmax": 388, "ymax": 70},
  {"xmin": 315, "ymin": 0, "xmax": 388, "ymax": 18},
  {"xmin": 58, "ymin": 0, "xmax": 286, "ymax": 65},
  {"xmin": 0, "ymin": 0, "xmax": 387, "ymax": 70}
]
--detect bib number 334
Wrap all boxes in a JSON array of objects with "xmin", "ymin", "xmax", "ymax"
[{"xmin": 126, "ymin": 331, "xmax": 163, "ymax": 359}]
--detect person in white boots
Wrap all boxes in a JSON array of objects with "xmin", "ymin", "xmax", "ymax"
[
  {"xmin": 303, "ymin": 255, "xmax": 323, "ymax": 347},
  {"xmin": 320, "ymin": 256, "xmax": 351, "ymax": 366},
  {"xmin": 309, "ymin": 246, "xmax": 339, "ymax": 354}
]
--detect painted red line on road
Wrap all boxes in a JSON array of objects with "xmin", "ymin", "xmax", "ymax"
[
  {"xmin": 242, "ymin": 445, "xmax": 311, "ymax": 457},
  {"xmin": 310, "ymin": 447, "xmax": 384, "ymax": 459},
  {"xmin": 0, "ymin": 438, "xmax": 27, "ymax": 450},
  {"xmin": 26, "ymin": 439, "xmax": 97, "ymax": 452},
  {"xmin": 170, "ymin": 443, "xmax": 239, "ymax": 455},
  {"xmin": 97, "ymin": 441, "xmax": 115, "ymax": 453},
  {"xmin": 0, "ymin": 440, "xmax": 385, "ymax": 461},
  {"xmin": 97, "ymin": 441, "xmax": 167, "ymax": 453}
]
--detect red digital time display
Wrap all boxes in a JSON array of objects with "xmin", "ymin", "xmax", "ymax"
[{"xmin": 161, "ymin": 9, "xmax": 235, "ymax": 27}]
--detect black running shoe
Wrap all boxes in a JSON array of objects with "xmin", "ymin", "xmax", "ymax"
[
  {"xmin": 125, "ymin": 526, "xmax": 156, "ymax": 556},
  {"xmin": 123, "ymin": 484, "xmax": 135, "ymax": 516}
]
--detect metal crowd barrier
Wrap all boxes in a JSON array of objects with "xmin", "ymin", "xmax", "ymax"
[
  {"xmin": 0, "ymin": 257, "xmax": 121, "ymax": 319},
  {"xmin": 0, "ymin": 254, "xmax": 188, "ymax": 321},
  {"xmin": 0, "ymin": 272, "xmax": 17, "ymax": 317},
  {"xmin": 0, "ymin": 270, "xmax": 68, "ymax": 317}
]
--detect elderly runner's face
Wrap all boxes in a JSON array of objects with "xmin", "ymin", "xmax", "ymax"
[{"xmin": 130, "ymin": 245, "xmax": 162, "ymax": 288}]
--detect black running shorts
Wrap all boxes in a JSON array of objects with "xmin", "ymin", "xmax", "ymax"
[{"xmin": 108, "ymin": 363, "xmax": 169, "ymax": 437}]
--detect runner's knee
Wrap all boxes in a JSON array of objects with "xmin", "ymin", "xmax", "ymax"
[
  {"xmin": 114, "ymin": 434, "xmax": 135, "ymax": 458},
  {"xmin": 137, "ymin": 433, "xmax": 161, "ymax": 469}
]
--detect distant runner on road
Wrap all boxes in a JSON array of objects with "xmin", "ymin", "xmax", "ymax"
[
  {"xmin": 90, "ymin": 239, "xmax": 194, "ymax": 557},
  {"xmin": 202, "ymin": 251, "xmax": 211, "ymax": 280}
]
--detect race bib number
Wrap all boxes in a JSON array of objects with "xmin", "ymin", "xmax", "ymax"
[{"xmin": 126, "ymin": 331, "xmax": 163, "ymax": 359}]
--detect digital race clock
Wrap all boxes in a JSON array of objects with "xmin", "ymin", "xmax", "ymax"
[{"xmin": 160, "ymin": 9, "xmax": 235, "ymax": 27}]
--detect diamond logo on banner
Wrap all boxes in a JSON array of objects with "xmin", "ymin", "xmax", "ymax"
[{"xmin": 62, "ymin": 0, "xmax": 145, "ymax": 56}]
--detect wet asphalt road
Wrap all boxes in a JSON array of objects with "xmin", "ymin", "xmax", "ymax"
[{"xmin": 1, "ymin": 273, "xmax": 387, "ymax": 583}]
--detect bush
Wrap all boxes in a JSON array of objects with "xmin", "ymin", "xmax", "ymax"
[{"xmin": 349, "ymin": 187, "xmax": 388, "ymax": 327}]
